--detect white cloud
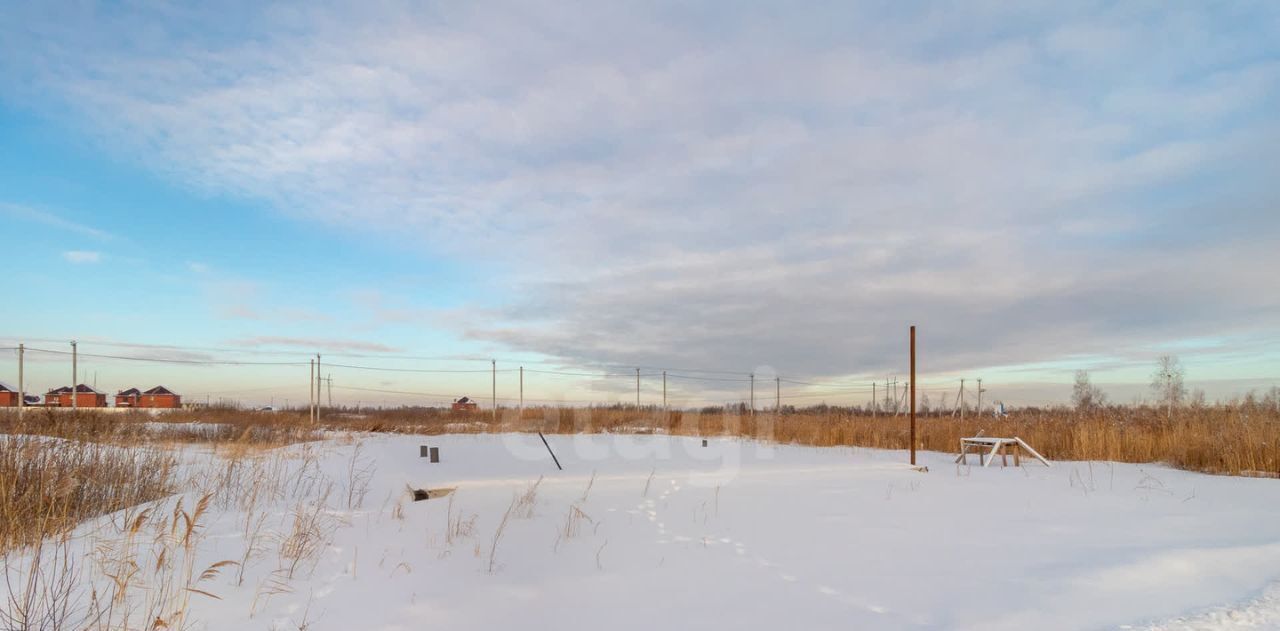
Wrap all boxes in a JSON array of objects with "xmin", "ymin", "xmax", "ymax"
[
  {"xmin": 63, "ymin": 250, "xmax": 102, "ymax": 264},
  {"xmin": 2, "ymin": 203, "xmax": 114, "ymax": 240},
  {"xmin": 3, "ymin": 2, "xmax": 1279, "ymax": 378},
  {"xmin": 227, "ymin": 336, "xmax": 400, "ymax": 354}
]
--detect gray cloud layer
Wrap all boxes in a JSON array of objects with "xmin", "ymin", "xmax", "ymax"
[{"xmin": 2, "ymin": 1, "xmax": 1278, "ymax": 378}]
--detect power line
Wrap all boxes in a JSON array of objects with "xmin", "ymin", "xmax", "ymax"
[
  {"xmin": 21, "ymin": 347, "xmax": 308, "ymax": 366},
  {"xmin": 325, "ymin": 362, "xmax": 512, "ymax": 374},
  {"xmin": 665, "ymin": 373, "xmax": 752, "ymax": 383}
]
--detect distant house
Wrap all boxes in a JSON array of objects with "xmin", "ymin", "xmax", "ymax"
[
  {"xmin": 451, "ymin": 396, "xmax": 479, "ymax": 412},
  {"xmin": 116, "ymin": 388, "xmax": 142, "ymax": 408},
  {"xmin": 45, "ymin": 384, "xmax": 107, "ymax": 408},
  {"xmin": 0, "ymin": 381, "xmax": 20, "ymax": 407},
  {"xmin": 139, "ymin": 385, "xmax": 181, "ymax": 409}
]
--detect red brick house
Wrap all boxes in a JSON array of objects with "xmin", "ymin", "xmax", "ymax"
[
  {"xmin": 139, "ymin": 385, "xmax": 181, "ymax": 409},
  {"xmin": 45, "ymin": 384, "xmax": 107, "ymax": 408},
  {"xmin": 0, "ymin": 381, "xmax": 19, "ymax": 407},
  {"xmin": 451, "ymin": 396, "xmax": 479, "ymax": 412},
  {"xmin": 116, "ymin": 388, "xmax": 141, "ymax": 407}
]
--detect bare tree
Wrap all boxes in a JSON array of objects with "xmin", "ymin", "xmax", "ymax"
[
  {"xmin": 1150, "ymin": 355, "xmax": 1187, "ymax": 419},
  {"xmin": 1072, "ymin": 370, "xmax": 1107, "ymax": 412}
]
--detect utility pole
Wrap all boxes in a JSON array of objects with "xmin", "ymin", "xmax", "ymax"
[
  {"xmin": 315, "ymin": 354, "xmax": 322, "ymax": 424},
  {"xmin": 662, "ymin": 370, "xmax": 667, "ymax": 411},
  {"xmin": 976, "ymin": 378, "xmax": 984, "ymax": 416},
  {"xmin": 17, "ymin": 343, "xmax": 24, "ymax": 422},
  {"xmin": 910, "ymin": 325, "xmax": 917, "ymax": 466},
  {"xmin": 636, "ymin": 368, "xmax": 641, "ymax": 408},
  {"xmin": 519, "ymin": 366, "xmax": 524, "ymax": 416},
  {"xmin": 776, "ymin": 376, "xmax": 781, "ymax": 413},
  {"xmin": 872, "ymin": 382, "xmax": 877, "ymax": 418},
  {"xmin": 327, "ymin": 374, "xmax": 333, "ymax": 407},
  {"xmin": 959, "ymin": 379, "xmax": 966, "ymax": 420},
  {"xmin": 71, "ymin": 340, "xmax": 77, "ymax": 410},
  {"xmin": 309, "ymin": 359, "xmax": 315, "ymax": 423},
  {"xmin": 749, "ymin": 373, "xmax": 755, "ymax": 415},
  {"xmin": 892, "ymin": 379, "xmax": 898, "ymax": 414},
  {"xmin": 491, "ymin": 359, "xmax": 497, "ymax": 423}
]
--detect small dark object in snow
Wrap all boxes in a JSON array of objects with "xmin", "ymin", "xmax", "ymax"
[
  {"xmin": 702, "ymin": 439, "xmax": 708, "ymax": 447},
  {"xmin": 419, "ymin": 445, "xmax": 430, "ymax": 458},
  {"xmin": 409, "ymin": 487, "xmax": 456, "ymax": 502}
]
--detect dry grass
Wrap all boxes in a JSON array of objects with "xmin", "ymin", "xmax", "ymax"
[
  {"xmin": 272, "ymin": 402, "xmax": 1276, "ymax": 476},
  {"xmin": 0, "ymin": 434, "xmax": 175, "ymax": 553}
]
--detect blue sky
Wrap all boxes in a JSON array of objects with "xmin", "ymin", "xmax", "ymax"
[{"xmin": 1, "ymin": 1, "xmax": 1278, "ymax": 407}]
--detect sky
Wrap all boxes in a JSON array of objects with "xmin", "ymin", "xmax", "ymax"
[{"xmin": 1, "ymin": 1, "xmax": 1278, "ymax": 408}]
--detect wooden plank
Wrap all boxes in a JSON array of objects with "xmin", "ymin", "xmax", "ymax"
[
  {"xmin": 1014, "ymin": 437, "xmax": 1051, "ymax": 467},
  {"xmin": 983, "ymin": 442, "xmax": 1001, "ymax": 468}
]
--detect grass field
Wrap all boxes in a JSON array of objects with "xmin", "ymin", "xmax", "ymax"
[{"xmin": 4, "ymin": 401, "xmax": 1277, "ymax": 554}]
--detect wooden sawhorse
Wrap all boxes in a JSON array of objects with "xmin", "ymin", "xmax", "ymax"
[{"xmin": 955, "ymin": 436, "xmax": 1050, "ymax": 468}]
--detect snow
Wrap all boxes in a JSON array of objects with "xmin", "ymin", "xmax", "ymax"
[{"xmin": 9, "ymin": 433, "xmax": 1280, "ymax": 630}]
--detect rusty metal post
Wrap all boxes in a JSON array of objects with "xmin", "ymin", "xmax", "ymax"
[{"xmin": 910, "ymin": 325, "xmax": 917, "ymax": 466}]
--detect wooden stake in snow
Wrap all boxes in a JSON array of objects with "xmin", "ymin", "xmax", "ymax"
[{"xmin": 538, "ymin": 432, "xmax": 562, "ymax": 470}]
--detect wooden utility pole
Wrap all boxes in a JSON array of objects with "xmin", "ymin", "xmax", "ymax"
[
  {"xmin": 308, "ymin": 364, "xmax": 314, "ymax": 419},
  {"xmin": 749, "ymin": 373, "xmax": 755, "ymax": 415},
  {"xmin": 70, "ymin": 340, "xmax": 77, "ymax": 410},
  {"xmin": 519, "ymin": 366, "xmax": 524, "ymax": 416},
  {"xmin": 976, "ymin": 378, "xmax": 984, "ymax": 416},
  {"xmin": 17, "ymin": 343, "xmax": 24, "ymax": 422},
  {"xmin": 910, "ymin": 325, "xmax": 917, "ymax": 466},
  {"xmin": 872, "ymin": 382, "xmax": 877, "ymax": 418},
  {"xmin": 315, "ymin": 354, "xmax": 322, "ymax": 424},
  {"xmin": 491, "ymin": 359, "xmax": 497, "ymax": 423},
  {"xmin": 776, "ymin": 376, "xmax": 781, "ymax": 413}
]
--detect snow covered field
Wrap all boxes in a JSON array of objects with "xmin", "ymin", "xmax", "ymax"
[{"xmin": 11, "ymin": 433, "xmax": 1280, "ymax": 630}]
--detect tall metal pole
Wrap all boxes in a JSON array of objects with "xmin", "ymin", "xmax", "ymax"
[
  {"xmin": 959, "ymin": 378, "xmax": 965, "ymax": 420},
  {"xmin": 976, "ymin": 378, "xmax": 983, "ymax": 416},
  {"xmin": 749, "ymin": 373, "xmax": 755, "ymax": 415},
  {"xmin": 71, "ymin": 340, "xmax": 77, "ymax": 410},
  {"xmin": 17, "ymin": 343, "xmax": 24, "ymax": 422},
  {"xmin": 491, "ymin": 359, "xmax": 497, "ymax": 423},
  {"xmin": 910, "ymin": 325, "xmax": 917, "ymax": 466}
]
